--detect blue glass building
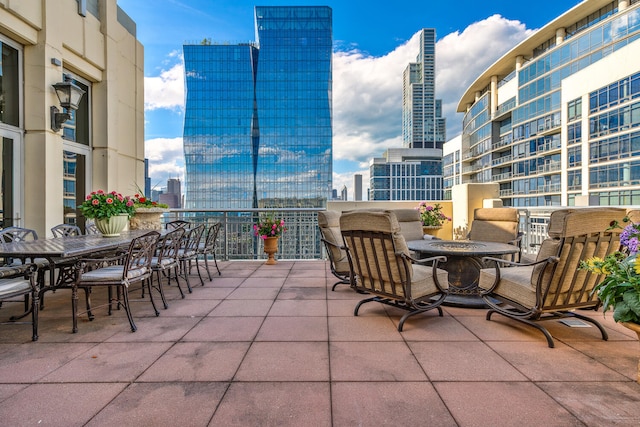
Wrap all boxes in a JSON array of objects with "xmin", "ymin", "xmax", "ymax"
[{"xmin": 183, "ymin": 6, "xmax": 332, "ymax": 210}]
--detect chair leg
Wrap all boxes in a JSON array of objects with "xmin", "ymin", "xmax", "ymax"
[
  {"xmin": 119, "ymin": 286, "xmax": 137, "ymax": 332},
  {"xmin": 180, "ymin": 259, "xmax": 193, "ymax": 293},
  {"xmin": 172, "ymin": 266, "xmax": 185, "ymax": 298},
  {"xmin": 203, "ymin": 255, "xmax": 213, "ymax": 281},
  {"xmin": 145, "ymin": 277, "xmax": 160, "ymax": 316},
  {"xmin": 154, "ymin": 270, "xmax": 169, "ymax": 309},
  {"xmin": 486, "ymin": 309, "xmax": 556, "ymax": 348},
  {"xmin": 71, "ymin": 285, "xmax": 79, "ymax": 333},
  {"xmin": 193, "ymin": 258, "xmax": 205, "ymax": 287},
  {"xmin": 213, "ymin": 252, "xmax": 221, "ymax": 276},
  {"xmin": 31, "ymin": 289, "xmax": 39, "ymax": 342}
]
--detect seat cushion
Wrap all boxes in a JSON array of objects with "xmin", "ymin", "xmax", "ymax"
[
  {"xmin": 80, "ymin": 265, "xmax": 148, "ymax": 282},
  {"xmin": 408, "ymin": 264, "xmax": 448, "ymax": 298},
  {"xmin": 0, "ymin": 277, "xmax": 32, "ymax": 298},
  {"xmin": 479, "ymin": 265, "xmax": 536, "ymax": 307},
  {"xmin": 334, "ymin": 259, "xmax": 351, "ymax": 276}
]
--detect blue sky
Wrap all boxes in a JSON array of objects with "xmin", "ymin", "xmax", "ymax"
[{"xmin": 118, "ymin": 0, "xmax": 582, "ymax": 198}]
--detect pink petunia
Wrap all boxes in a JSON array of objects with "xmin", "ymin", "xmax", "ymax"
[
  {"xmin": 106, "ymin": 198, "xmax": 114, "ymax": 204},
  {"xmin": 126, "ymin": 201, "xmax": 133, "ymax": 207},
  {"xmin": 97, "ymin": 190, "xmax": 104, "ymax": 194},
  {"xmin": 261, "ymin": 235, "xmax": 267, "ymax": 240},
  {"xmin": 92, "ymin": 199, "xmax": 99, "ymax": 206}
]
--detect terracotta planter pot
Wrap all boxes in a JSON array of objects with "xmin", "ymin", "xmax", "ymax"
[
  {"xmin": 622, "ymin": 322, "xmax": 640, "ymax": 383},
  {"xmin": 263, "ymin": 236, "xmax": 279, "ymax": 265}
]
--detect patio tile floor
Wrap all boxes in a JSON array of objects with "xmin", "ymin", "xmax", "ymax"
[{"xmin": 0, "ymin": 260, "xmax": 640, "ymax": 426}]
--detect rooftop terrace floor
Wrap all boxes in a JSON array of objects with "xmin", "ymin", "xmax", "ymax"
[{"xmin": 1, "ymin": 260, "xmax": 640, "ymax": 426}]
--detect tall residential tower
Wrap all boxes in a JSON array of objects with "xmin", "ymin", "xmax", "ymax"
[
  {"xmin": 453, "ymin": 0, "xmax": 640, "ymax": 207},
  {"xmin": 183, "ymin": 6, "xmax": 333, "ymax": 210},
  {"xmin": 370, "ymin": 29, "xmax": 445, "ymax": 201}
]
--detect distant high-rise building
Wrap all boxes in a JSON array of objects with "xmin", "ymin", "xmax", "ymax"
[
  {"xmin": 182, "ymin": 6, "xmax": 333, "ymax": 210},
  {"xmin": 160, "ymin": 178, "xmax": 181, "ymax": 208},
  {"xmin": 340, "ymin": 185, "xmax": 347, "ymax": 201},
  {"xmin": 353, "ymin": 174, "xmax": 363, "ymax": 201},
  {"xmin": 144, "ymin": 159, "xmax": 151, "ymax": 201},
  {"xmin": 370, "ymin": 28, "xmax": 445, "ymax": 201}
]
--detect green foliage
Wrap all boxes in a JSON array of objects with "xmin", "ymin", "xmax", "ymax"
[
  {"xmin": 580, "ymin": 251, "xmax": 640, "ymax": 324},
  {"xmin": 80, "ymin": 190, "xmax": 135, "ymax": 220}
]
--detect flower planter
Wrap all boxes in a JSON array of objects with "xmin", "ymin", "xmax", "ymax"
[
  {"xmin": 263, "ymin": 236, "xmax": 279, "ymax": 265},
  {"xmin": 622, "ymin": 322, "xmax": 640, "ymax": 383},
  {"xmin": 94, "ymin": 213, "xmax": 129, "ymax": 237},
  {"xmin": 422, "ymin": 225, "xmax": 442, "ymax": 237},
  {"xmin": 130, "ymin": 207, "xmax": 168, "ymax": 230}
]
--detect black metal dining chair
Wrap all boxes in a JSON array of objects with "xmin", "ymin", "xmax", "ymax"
[
  {"xmin": 71, "ymin": 231, "xmax": 160, "ymax": 333},
  {"xmin": 177, "ymin": 224, "xmax": 205, "ymax": 292},
  {"xmin": 197, "ymin": 223, "xmax": 221, "ymax": 280},
  {"xmin": 150, "ymin": 227, "xmax": 186, "ymax": 304}
]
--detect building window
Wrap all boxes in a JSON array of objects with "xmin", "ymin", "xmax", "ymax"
[
  {"xmin": 0, "ymin": 41, "xmax": 20, "ymax": 127},
  {"xmin": 567, "ymin": 98, "xmax": 582, "ymax": 122}
]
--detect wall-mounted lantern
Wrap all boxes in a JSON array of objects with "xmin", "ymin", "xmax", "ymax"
[{"xmin": 51, "ymin": 81, "xmax": 85, "ymax": 132}]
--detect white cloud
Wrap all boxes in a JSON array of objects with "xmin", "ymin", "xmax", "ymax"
[
  {"xmin": 144, "ymin": 15, "xmax": 533, "ymax": 199},
  {"xmin": 144, "ymin": 61, "xmax": 185, "ymax": 111},
  {"xmin": 144, "ymin": 137, "xmax": 185, "ymax": 190}
]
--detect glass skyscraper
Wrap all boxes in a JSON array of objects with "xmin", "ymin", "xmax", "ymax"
[{"xmin": 183, "ymin": 6, "xmax": 332, "ymax": 210}]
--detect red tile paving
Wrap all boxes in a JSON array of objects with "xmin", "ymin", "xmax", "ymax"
[{"xmin": 0, "ymin": 260, "xmax": 639, "ymax": 426}]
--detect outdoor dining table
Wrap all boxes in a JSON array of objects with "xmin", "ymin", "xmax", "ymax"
[
  {"xmin": 406, "ymin": 239, "xmax": 519, "ymax": 307},
  {"xmin": 0, "ymin": 230, "xmax": 160, "ymax": 294}
]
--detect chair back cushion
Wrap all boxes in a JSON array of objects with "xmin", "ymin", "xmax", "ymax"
[
  {"xmin": 535, "ymin": 208, "xmax": 626, "ymax": 306},
  {"xmin": 546, "ymin": 207, "xmax": 626, "ymax": 238},
  {"xmin": 468, "ymin": 208, "xmax": 518, "ymax": 243},
  {"xmin": 318, "ymin": 211, "xmax": 347, "ymax": 263},
  {"xmin": 340, "ymin": 210, "xmax": 412, "ymax": 292},
  {"xmin": 393, "ymin": 209, "xmax": 424, "ymax": 242}
]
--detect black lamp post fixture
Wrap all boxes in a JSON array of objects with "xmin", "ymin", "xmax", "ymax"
[{"xmin": 51, "ymin": 81, "xmax": 85, "ymax": 132}]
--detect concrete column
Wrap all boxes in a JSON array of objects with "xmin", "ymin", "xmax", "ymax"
[
  {"xmin": 620, "ymin": 0, "xmax": 629, "ymax": 11},
  {"xmin": 515, "ymin": 55, "xmax": 524, "ymax": 71},
  {"xmin": 450, "ymin": 183, "xmax": 499, "ymax": 240},
  {"xmin": 556, "ymin": 28, "xmax": 566, "ymax": 46},
  {"xmin": 490, "ymin": 75, "xmax": 498, "ymax": 118},
  {"xmin": 475, "ymin": 91, "xmax": 482, "ymax": 102}
]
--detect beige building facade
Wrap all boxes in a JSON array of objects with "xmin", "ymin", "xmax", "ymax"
[{"xmin": 0, "ymin": 0, "xmax": 143, "ymax": 236}]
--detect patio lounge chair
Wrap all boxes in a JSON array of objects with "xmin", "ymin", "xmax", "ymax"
[
  {"xmin": 197, "ymin": 222, "xmax": 221, "ymax": 280},
  {"xmin": 317, "ymin": 211, "xmax": 350, "ymax": 291},
  {"xmin": 479, "ymin": 207, "xmax": 627, "ymax": 347},
  {"xmin": 340, "ymin": 210, "xmax": 449, "ymax": 331},
  {"xmin": 468, "ymin": 207, "xmax": 522, "ymax": 261}
]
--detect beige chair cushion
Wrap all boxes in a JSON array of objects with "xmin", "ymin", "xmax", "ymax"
[
  {"xmin": 318, "ymin": 211, "xmax": 347, "ymax": 263},
  {"xmin": 546, "ymin": 207, "xmax": 627, "ymax": 238},
  {"xmin": 479, "ymin": 265, "xmax": 536, "ymax": 307},
  {"xmin": 340, "ymin": 210, "xmax": 411, "ymax": 285},
  {"xmin": 468, "ymin": 208, "xmax": 518, "ymax": 243},
  {"xmin": 393, "ymin": 209, "xmax": 424, "ymax": 242}
]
